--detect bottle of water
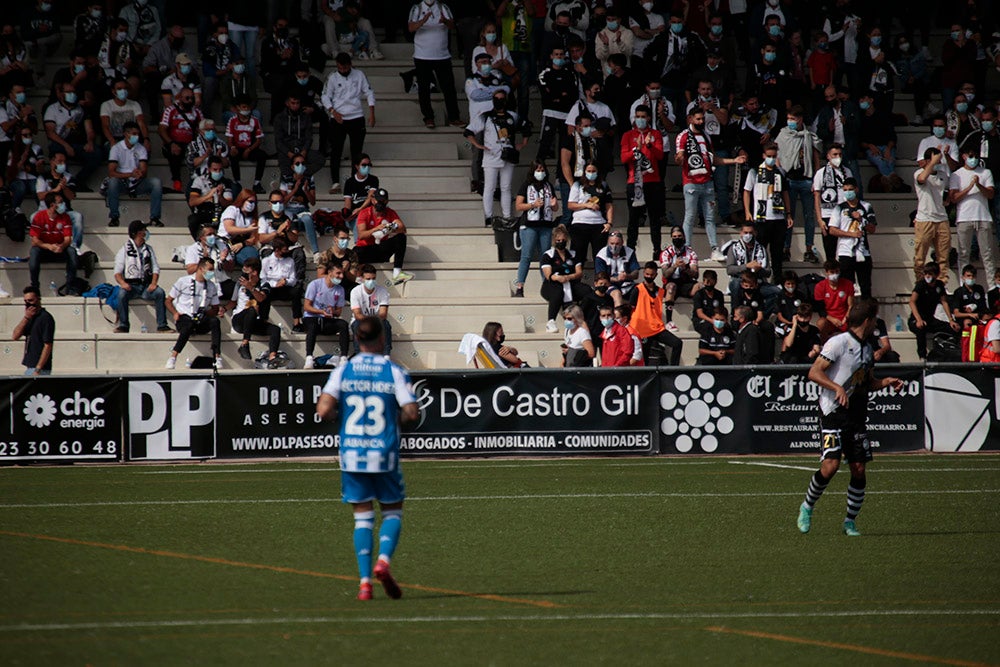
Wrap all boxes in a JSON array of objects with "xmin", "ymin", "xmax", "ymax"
[
  {"xmin": 185, "ymin": 358, "xmax": 192, "ymax": 368},
  {"xmin": 895, "ymin": 314, "xmax": 904, "ymax": 331},
  {"xmin": 140, "ymin": 324, "xmax": 148, "ymax": 334},
  {"xmin": 49, "ymin": 280, "xmax": 58, "ymax": 296}
]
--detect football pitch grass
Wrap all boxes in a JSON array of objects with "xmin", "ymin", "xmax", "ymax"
[{"xmin": 2, "ymin": 455, "xmax": 999, "ymax": 666}]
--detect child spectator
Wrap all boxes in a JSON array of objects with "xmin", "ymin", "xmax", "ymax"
[
  {"xmin": 774, "ymin": 270, "xmax": 802, "ymax": 336},
  {"xmin": 814, "ymin": 259, "xmax": 854, "ymax": 339},
  {"xmin": 951, "ymin": 264, "xmax": 988, "ymax": 330},
  {"xmin": 697, "ymin": 306, "xmax": 734, "ymax": 366},
  {"xmin": 692, "ymin": 269, "xmax": 725, "ymax": 327},
  {"xmin": 780, "ymin": 302, "xmax": 821, "ymax": 363},
  {"xmin": 908, "ymin": 262, "xmax": 959, "ymax": 359}
]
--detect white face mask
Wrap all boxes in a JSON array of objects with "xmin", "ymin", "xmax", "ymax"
[
  {"xmin": 534, "ymin": 170, "xmax": 546, "ymax": 181},
  {"xmin": 242, "ymin": 201, "xmax": 256, "ymax": 213},
  {"xmin": 218, "ymin": 33, "xmax": 228, "ymax": 44},
  {"xmin": 828, "ymin": 273, "xmax": 840, "ymax": 282},
  {"xmin": 830, "ymin": 156, "xmax": 843, "ymax": 168}
]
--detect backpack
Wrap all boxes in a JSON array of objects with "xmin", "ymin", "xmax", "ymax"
[
  {"xmin": 58, "ymin": 276, "xmax": 91, "ymax": 296},
  {"xmin": 311, "ymin": 208, "xmax": 345, "ymax": 234},
  {"xmin": 927, "ymin": 331, "xmax": 962, "ymax": 362}
]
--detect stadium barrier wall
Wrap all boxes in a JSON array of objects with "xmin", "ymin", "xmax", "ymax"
[{"xmin": 2, "ymin": 364, "xmax": 997, "ymax": 464}]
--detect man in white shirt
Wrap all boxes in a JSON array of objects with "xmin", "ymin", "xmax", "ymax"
[
  {"xmin": 913, "ymin": 148, "xmax": 952, "ymax": 282},
  {"xmin": 407, "ymin": 0, "xmax": 462, "ymax": 129},
  {"xmin": 321, "ymin": 52, "xmax": 376, "ymax": 194},
  {"xmin": 350, "ymin": 263, "xmax": 392, "ymax": 355},
  {"xmin": 43, "ymin": 83, "xmax": 101, "ymax": 188},
  {"xmin": 812, "ymin": 143, "xmax": 853, "ymax": 262},
  {"xmin": 105, "ymin": 121, "xmax": 163, "ymax": 227},
  {"xmin": 165, "ymin": 256, "xmax": 223, "ymax": 369},
  {"xmin": 916, "ymin": 115, "xmax": 960, "ymax": 176},
  {"xmin": 113, "ymin": 220, "xmax": 170, "ymax": 333},
  {"xmin": 950, "ymin": 149, "xmax": 997, "ymax": 280},
  {"xmin": 259, "ymin": 236, "xmax": 304, "ymax": 332}
]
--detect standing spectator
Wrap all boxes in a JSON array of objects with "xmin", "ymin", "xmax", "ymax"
[
  {"xmin": 696, "ymin": 306, "xmax": 735, "ymax": 366},
  {"xmin": 201, "ymin": 22, "xmax": 239, "ymax": 113},
  {"xmin": 631, "ymin": 79, "xmax": 676, "ymax": 137},
  {"xmin": 322, "ymin": 53, "xmax": 375, "ymax": 195},
  {"xmin": 100, "ymin": 78, "xmax": 149, "ymax": 148},
  {"xmin": 946, "ymin": 90, "xmax": 981, "ymax": 147},
  {"xmin": 112, "ymin": 220, "xmax": 170, "ymax": 333},
  {"xmin": 557, "ymin": 114, "xmax": 599, "ymax": 224},
  {"xmin": 941, "ymin": 24, "xmax": 978, "ymax": 111},
  {"xmin": 35, "ymin": 153, "xmax": 83, "ymax": 250},
  {"xmin": 743, "ymin": 143, "xmax": 793, "ymax": 283},
  {"xmin": 465, "ymin": 52, "xmax": 509, "ymax": 194},
  {"xmin": 354, "ymin": 188, "xmax": 412, "ymax": 285},
  {"xmin": 165, "ymin": 257, "xmax": 223, "ymax": 370},
  {"xmin": 496, "ymin": 0, "xmax": 536, "ymax": 127},
  {"xmin": 121, "ymin": 0, "xmax": 161, "ymax": 57},
  {"xmin": 28, "ymin": 192, "xmax": 79, "ymax": 293},
  {"xmin": 687, "ymin": 81, "xmax": 735, "ymax": 229},
  {"xmin": 321, "ymin": 0, "xmax": 383, "ymax": 62},
  {"xmin": 453, "ymin": 1, "xmax": 492, "ymax": 76},
  {"xmin": 561, "ymin": 304, "xmax": 595, "ymax": 367},
  {"xmin": 465, "ymin": 89, "xmax": 527, "ymax": 226},
  {"xmin": 628, "ymin": 0, "xmax": 665, "ymax": 68},
  {"xmin": 807, "ymin": 32, "xmax": 837, "ymax": 112},
  {"xmin": 223, "ymin": 256, "xmax": 283, "ymax": 366},
  {"xmin": 894, "ymin": 34, "xmax": 931, "ymax": 125},
  {"xmin": 21, "ymin": 0, "xmax": 61, "ymax": 76},
  {"xmin": 512, "ymin": 160, "xmax": 558, "ymax": 298},
  {"xmin": 621, "ymin": 104, "xmax": 665, "ymax": 255},
  {"xmin": 822, "ymin": 0, "xmax": 860, "ymax": 93},
  {"xmin": 913, "ymin": 148, "xmax": 952, "ymax": 283},
  {"xmin": 657, "ymin": 226, "xmax": 700, "ymax": 333},
  {"xmin": 594, "ymin": 7, "xmax": 633, "ymax": 69},
  {"xmin": 645, "ymin": 12, "xmax": 706, "ymax": 117},
  {"xmin": 857, "ymin": 28, "xmax": 894, "ymax": 112},
  {"xmin": 730, "ymin": 94, "xmax": 776, "ymax": 168},
  {"xmin": 908, "ymin": 262, "xmax": 959, "ymax": 359},
  {"xmin": 812, "ymin": 143, "xmax": 853, "ymax": 262},
  {"xmin": 676, "ymin": 108, "xmax": 746, "ymax": 262},
  {"xmin": 75, "ymin": 4, "xmax": 108, "ymax": 55},
  {"xmin": 916, "ymin": 116, "xmax": 960, "ymax": 176},
  {"xmin": 227, "ymin": 5, "xmax": 261, "ymax": 83},
  {"xmin": 603, "ymin": 54, "xmax": 640, "ymax": 133},
  {"xmin": 105, "ymin": 121, "xmax": 163, "ymax": 228},
  {"xmin": 829, "ymin": 178, "xmax": 876, "ymax": 298},
  {"xmin": 595, "ymin": 230, "xmax": 639, "ymax": 307},
  {"xmin": 536, "ymin": 47, "xmax": 576, "ymax": 161},
  {"xmin": 260, "ymin": 16, "xmax": 305, "ymax": 106},
  {"xmin": 158, "ymin": 88, "xmax": 202, "ymax": 193},
  {"xmin": 273, "ymin": 94, "xmax": 324, "ymax": 180},
  {"xmin": 567, "ymin": 161, "xmax": 613, "ymax": 266},
  {"xmin": 540, "ymin": 223, "xmax": 587, "ymax": 332},
  {"xmin": 733, "ymin": 305, "xmax": 767, "ymax": 364},
  {"xmin": 815, "ymin": 85, "xmax": 862, "ymax": 190},
  {"xmin": 628, "ymin": 260, "xmax": 683, "ymax": 365},
  {"xmin": 408, "ymin": 0, "xmax": 462, "ymax": 129},
  {"xmin": 13, "ymin": 285, "xmax": 54, "ymax": 376},
  {"xmin": 226, "ymin": 95, "xmax": 267, "ymax": 193},
  {"xmin": 185, "ymin": 118, "xmax": 229, "ymax": 178},
  {"xmin": 748, "ymin": 43, "xmax": 792, "ymax": 120},
  {"xmin": 859, "ymin": 95, "xmax": 903, "ymax": 192},
  {"xmin": 302, "ymin": 264, "xmax": 351, "ymax": 369},
  {"xmin": 951, "ymin": 148, "xmax": 998, "ymax": 281},
  {"xmin": 962, "ymin": 107, "xmax": 1000, "ymax": 242},
  {"xmin": 776, "ymin": 106, "xmax": 821, "ymax": 263},
  {"xmin": 349, "ymin": 264, "xmax": 392, "ymax": 356},
  {"xmin": 44, "ymin": 84, "xmax": 100, "ymax": 190}
]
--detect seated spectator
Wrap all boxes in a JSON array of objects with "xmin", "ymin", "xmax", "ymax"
[
  {"xmin": 628, "ymin": 261, "xmax": 683, "ymax": 366},
  {"xmin": 561, "ymin": 304, "xmax": 595, "ymax": 367},
  {"xmin": 35, "ymin": 153, "xmax": 83, "ymax": 249},
  {"xmin": 724, "ymin": 221, "xmax": 773, "ymax": 296},
  {"xmin": 0, "ymin": 32, "xmax": 33, "ymax": 94},
  {"xmin": 186, "ymin": 155, "xmax": 235, "ymax": 239},
  {"xmin": 322, "ymin": 0, "xmax": 382, "ymax": 60},
  {"xmin": 219, "ymin": 188, "xmax": 261, "ymax": 265},
  {"xmin": 29, "ymin": 192, "xmax": 79, "ymax": 293},
  {"xmin": 161, "ymin": 52, "xmax": 202, "ymax": 110},
  {"xmin": 122, "ymin": 0, "xmax": 163, "ymax": 58},
  {"xmin": 350, "ymin": 264, "xmax": 391, "ymax": 356},
  {"xmin": 692, "ymin": 269, "xmax": 725, "ymax": 327},
  {"xmin": 595, "ymin": 230, "xmax": 638, "ymax": 307},
  {"xmin": 226, "ymin": 95, "xmax": 267, "ymax": 194},
  {"xmin": 303, "ymin": 264, "xmax": 351, "ymax": 370},
  {"xmin": 112, "ymin": 220, "xmax": 170, "ymax": 333},
  {"xmin": 733, "ymin": 304, "xmax": 768, "ymax": 364},
  {"xmin": 814, "ymin": 259, "xmax": 854, "ymax": 339},
  {"xmin": 7, "ymin": 126, "xmax": 44, "ymax": 209},
  {"xmin": 697, "ymin": 306, "xmax": 735, "ymax": 366},
  {"xmin": 482, "ymin": 320, "xmax": 526, "ymax": 368},
  {"xmin": 513, "ymin": 160, "xmax": 559, "ymax": 298},
  {"xmin": 158, "ymin": 88, "xmax": 202, "ymax": 193},
  {"xmin": 223, "ymin": 256, "xmax": 283, "ymax": 367},
  {"xmin": 977, "ymin": 298, "xmax": 1000, "ymax": 363},
  {"xmin": 281, "ymin": 64, "xmax": 328, "ymax": 155},
  {"xmin": 540, "ymin": 224, "xmax": 588, "ymax": 332},
  {"xmin": 829, "ymin": 177, "xmax": 876, "ymax": 298},
  {"xmin": 812, "ymin": 143, "xmax": 853, "ymax": 262},
  {"xmin": 218, "ymin": 56, "xmax": 257, "ymax": 126},
  {"xmin": 868, "ymin": 314, "xmax": 900, "ymax": 364},
  {"xmin": 354, "ymin": 188, "xmax": 412, "ymax": 285},
  {"xmin": 580, "ymin": 271, "xmax": 615, "ymax": 345},
  {"xmin": 893, "ymin": 34, "xmax": 930, "ymax": 125},
  {"xmin": 273, "ymin": 93, "xmax": 324, "ymax": 179},
  {"xmin": 597, "ymin": 304, "xmax": 634, "ymax": 367},
  {"xmin": 259, "ymin": 237, "xmax": 304, "ymax": 332},
  {"xmin": 952, "ymin": 264, "xmax": 988, "ymax": 331},
  {"xmin": 201, "ymin": 21, "xmax": 240, "ymax": 113},
  {"xmin": 731, "ymin": 93, "xmax": 777, "ymax": 173},
  {"xmin": 3, "ymin": 84, "xmax": 39, "ymax": 158},
  {"xmin": 317, "ymin": 226, "xmax": 359, "ymax": 294},
  {"xmin": 342, "ymin": 153, "xmax": 379, "ymax": 224},
  {"xmin": 988, "ymin": 269, "xmax": 1000, "ymax": 314},
  {"xmin": 567, "ymin": 160, "xmax": 614, "ymax": 265},
  {"xmin": 774, "ymin": 270, "xmax": 804, "ymax": 336},
  {"xmin": 613, "ymin": 303, "xmax": 645, "ymax": 365},
  {"xmin": 48, "ymin": 50, "xmax": 106, "ymax": 114},
  {"xmin": 780, "ymin": 302, "xmax": 821, "ymax": 364},
  {"xmin": 907, "ymin": 262, "xmax": 961, "ymax": 360},
  {"xmin": 100, "ymin": 78, "xmax": 149, "ymax": 149},
  {"xmin": 14, "ymin": 285, "xmax": 54, "ymax": 376},
  {"xmin": 730, "ymin": 269, "xmax": 766, "ymax": 329},
  {"xmin": 165, "ymin": 257, "xmax": 223, "ymax": 370},
  {"xmin": 105, "ymin": 121, "xmax": 162, "ymax": 228},
  {"xmin": 258, "ymin": 190, "xmax": 306, "ymax": 285},
  {"xmin": 185, "ymin": 224, "xmax": 233, "ymax": 301},
  {"xmin": 280, "ymin": 156, "xmax": 320, "ymax": 260},
  {"xmin": 859, "ymin": 94, "xmax": 905, "ymax": 192},
  {"xmin": 185, "ymin": 118, "xmax": 230, "ymax": 178},
  {"xmin": 657, "ymin": 226, "xmax": 700, "ymax": 332},
  {"xmin": 44, "ymin": 83, "xmax": 100, "ymax": 190}
]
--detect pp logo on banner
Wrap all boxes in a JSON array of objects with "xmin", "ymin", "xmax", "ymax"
[{"xmin": 128, "ymin": 380, "xmax": 216, "ymax": 459}]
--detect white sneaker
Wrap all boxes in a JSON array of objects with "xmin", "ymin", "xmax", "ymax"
[
  {"xmin": 165, "ymin": 356, "xmax": 176, "ymax": 370},
  {"xmin": 665, "ymin": 321, "xmax": 680, "ymax": 333},
  {"xmin": 313, "ymin": 252, "xmax": 322, "ymax": 265},
  {"xmin": 328, "ymin": 183, "xmax": 340, "ymax": 194},
  {"xmin": 214, "ymin": 356, "xmax": 224, "ymax": 369},
  {"xmin": 303, "ymin": 355, "xmax": 315, "ymax": 369},
  {"xmin": 0, "ymin": 285, "xmax": 10, "ymax": 298},
  {"xmin": 370, "ymin": 50, "xmax": 384, "ymax": 60},
  {"xmin": 710, "ymin": 248, "xmax": 726, "ymax": 262},
  {"xmin": 545, "ymin": 319, "xmax": 558, "ymax": 333},
  {"xmin": 356, "ymin": 51, "xmax": 370, "ymax": 60},
  {"xmin": 392, "ymin": 271, "xmax": 414, "ymax": 285}
]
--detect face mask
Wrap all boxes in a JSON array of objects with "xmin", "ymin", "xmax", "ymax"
[
  {"xmin": 338, "ymin": 238, "xmax": 349, "ymax": 249},
  {"xmin": 859, "ymin": 101, "xmax": 871, "ymax": 110},
  {"xmin": 741, "ymin": 232, "xmax": 754, "ymax": 244},
  {"xmin": 964, "ymin": 278, "xmax": 976, "ymax": 287},
  {"xmin": 552, "ymin": 58, "xmax": 565, "ymax": 67},
  {"xmin": 243, "ymin": 201, "xmax": 256, "ymax": 213},
  {"xmin": 635, "ymin": 117, "xmax": 648, "ymax": 130},
  {"xmin": 580, "ymin": 126, "xmax": 593, "ymax": 137},
  {"xmin": 204, "ymin": 128, "xmax": 218, "ymax": 141},
  {"xmin": 364, "ymin": 278, "xmax": 377, "ymax": 290},
  {"xmin": 55, "ymin": 202, "xmax": 67, "ymax": 214},
  {"xmin": 642, "ymin": 2, "xmax": 653, "ymax": 10},
  {"xmin": 844, "ymin": 190, "xmax": 857, "ymax": 201},
  {"xmin": 91, "ymin": 8, "xmax": 102, "ymax": 18},
  {"xmin": 115, "ymin": 87, "xmax": 129, "ymax": 101},
  {"xmin": 534, "ymin": 170, "xmax": 545, "ymax": 181},
  {"xmin": 585, "ymin": 171, "xmax": 598, "ymax": 182},
  {"xmin": 818, "ymin": 41, "xmax": 829, "ymax": 50},
  {"xmin": 479, "ymin": 64, "xmax": 492, "ymax": 76},
  {"xmin": 238, "ymin": 108, "xmax": 250, "ymax": 117},
  {"xmin": 21, "ymin": 136, "xmax": 31, "ymax": 145},
  {"xmin": 932, "ymin": 126, "xmax": 946, "ymax": 138},
  {"xmin": 128, "ymin": 134, "xmax": 139, "ymax": 146},
  {"xmin": 271, "ymin": 202, "xmax": 284, "ymax": 214},
  {"xmin": 359, "ymin": 164, "xmax": 371, "ymax": 176},
  {"xmin": 73, "ymin": 64, "xmax": 85, "ymax": 74},
  {"xmin": 648, "ymin": 88, "xmax": 661, "ymax": 99},
  {"xmin": 554, "ymin": 240, "xmax": 567, "ymax": 250},
  {"xmin": 115, "ymin": 31, "xmax": 127, "ymax": 42},
  {"xmin": 644, "ymin": 275, "xmax": 656, "ymax": 284},
  {"xmin": 182, "ymin": 64, "xmax": 194, "ymax": 75},
  {"xmin": 711, "ymin": 25, "xmax": 723, "ymax": 35},
  {"xmin": 784, "ymin": 285, "xmax": 795, "ymax": 293},
  {"xmin": 40, "ymin": 2, "xmax": 51, "ymax": 11},
  {"xmin": 924, "ymin": 275, "xmax": 934, "ymax": 283},
  {"xmin": 485, "ymin": 32, "xmax": 497, "ymax": 43},
  {"xmin": 601, "ymin": 317, "xmax": 614, "ymax": 329},
  {"xmin": 764, "ymin": 51, "xmax": 777, "ymax": 63},
  {"xmin": 670, "ymin": 23, "xmax": 683, "ymax": 34},
  {"xmin": 234, "ymin": 63, "xmax": 246, "ymax": 74},
  {"xmin": 607, "ymin": 21, "xmax": 619, "ymax": 30},
  {"xmin": 828, "ymin": 273, "xmax": 839, "ymax": 282},
  {"xmin": 768, "ymin": 25, "xmax": 781, "ymax": 37},
  {"xmin": 55, "ymin": 163, "xmax": 66, "ymax": 174},
  {"xmin": 331, "ymin": 276, "xmax": 342, "ymax": 285},
  {"xmin": 218, "ymin": 33, "xmax": 228, "ymax": 44},
  {"xmin": 984, "ymin": 121, "xmax": 996, "ymax": 132},
  {"xmin": 967, "ymin": 157, "xmax": 979, "ymax": 169},
  {"xmin": 296, "ymin": 77, "xmax": 309, "ymax": 86},
  {"xmin": 899, "ymin": 41, "xmax": 910, "ymax": 52},
  {"xmin": 672, "ymin": 238, "xmax": 685, "ymax": 249},
  {"xmin": 786, "ymin": 120, "xmax": 798, "ymax": 131},
  {"xmin": 564, "ymin": 319, "xmax": 574, "ymax": 330},
  {"xmin": 14, "ymin": 92, "xmax": 25, "ymax": 104},
  {"xmin": 956, "ymin": 102, "xmax": 969, "ymax": 114},
  {"xmin": 206, "ymin": 234, "xmax": 217, "ymax": 246},
  {"xmin": 204, "ymin": 270, "xmax": 216, "ymax": 282},
  {"xmin": 210, "ymin": 170, "xmax": 223, "ymax": 181},
  {"xmin": 64, "ymin": 92, "xmax": 78, "ymax": 104},
  {"xmin": 764, "ymin": 156, "xmax": 776, "ymax": 167},
  {"xmin": 136, "ymin": 0, "xmax": 148, "ymax": 5},
  {"xmin": 607, "ymin": 243, "xmax": 620, "ymax": 256},
  {"xmin": 830, "ymin": 156, "xmax": 843, "ymax": 167},
  {"xmin": 691, "ymin": 122, "xmax": 705, "ymax": 133},
  {"xmin": 870, "ymin": 35, "xmax": 882, "ymax": 46},
  {"xmin": 952, "ymin": 31, "xmax": 962, "ymax": 41},
  {"xmin": 713, "ymin": 319, "xmax": 725, "ymax": 330},
  {"xmin": 293, "ymin": 163, "xmax": 307, "ymax": 175},
  {"xmin": 707, "ymin": 63, "xmax": 719, "ymax": 71}
]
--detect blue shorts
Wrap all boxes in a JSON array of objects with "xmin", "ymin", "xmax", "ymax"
[{"xmin": 341, "ymin": 469, "xmax": 406, "ymax": 505}]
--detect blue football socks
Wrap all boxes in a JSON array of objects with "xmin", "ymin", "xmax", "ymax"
[{"xmin": 378, "ymin": 509, "xmax": 403, "ymax": 563}]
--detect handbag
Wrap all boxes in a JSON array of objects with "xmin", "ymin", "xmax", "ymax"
[{"xmin": 500, "ymin": 146, "xmax": 520, "ymax": 164}]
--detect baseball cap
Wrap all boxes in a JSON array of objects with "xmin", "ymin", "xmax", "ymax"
[
  {"xmin": 374, "ymin": 188, "xmax": 389, "ymax": 203},
  {"xmin": 175, "ymin": 53, "xmax": 192, "ymax": 65}
]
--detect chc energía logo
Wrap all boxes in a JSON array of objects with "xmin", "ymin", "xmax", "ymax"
[
  {"xmin": 23, "ymin": 393, "xmax": 57, "ymax": 428},
  {"xmin": 660, "ymin": 373, "xmax": 735, "ymax": 452}
]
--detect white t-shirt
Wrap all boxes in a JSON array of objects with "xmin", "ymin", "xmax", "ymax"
[
  {"xmin": 565, "ymin": 325, "xmax": 591, "ymax": 350},
  {"xmin": 811, "ymin": 165, "xmax": 853, "ymax": 220},
  {"xmin": 350, "ymin": 284, "xmax": 390, "ymax": 320},
  {"xmin": 817, "ymin": 331, "xmax": 873, "ymax": 416},
  {"xmin": 408, "ymin": 2, "xmax": 453, "ymax": 61},
  {"xmin": 168, "ymin": 275, "xmax": 220, "ymax": 317},
  {"xmin": 986, "ymin": 318, "xmax": 1000, "ymax": 345},
  {"xmin": 743, "ymin": 167, "xmax": 787, "ymax": 221},
  {"xmin": 629, "ymin": 12, "xmax": 664, "ymax": 59},
  {"xmin": 99, "ymin": 98, "xmax": 144, "ymax": 139},
  {"xmin": 108, "ymin": 140, "xmax": 149, "ymax": 177},
  {"xmin": 568, "ymin": 181, "xmax": 608, "ymax": 226},
  {"xmin": 913, "ymin": 168, "xmax": 949, "ymax": 222},
  {"xmin": 565, "ymin": 100, "xmax": 616, "ymax": 129},
  {"xmin": 218, "ymin": 204, "xmax": 256, "ymax": 239},
  {"xmin": 916, "ymin": 135, "xmax": 959, "ymax": 176},
  {"xmin": 950, "ymin": 166, "xmax": 994, "ymax": 222}
]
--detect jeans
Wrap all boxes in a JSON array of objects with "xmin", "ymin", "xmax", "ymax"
[
  {"xmin": 351, "ymin": 317, "xmax": 392, "ymax": 355},
  {"xmin": 682, "ymin": 181, "xmax": 720, "ymax": 251},
  {"xmin": 29, "ymin": 246, "xmax": 78, "ymax": 288},
  {"xmin": 558, "ymin": 181, "xmax": 572, "ymax": 225},
  {"xmin": 866, "ymin": 144, "xmax": 896, "ymax": 177},
  {"xmin": 516, "ymin": 225, "xmax": 552, "ymax": 286},
  {"xmin": 233, "ymin": 243, "xmax": 260, "ymax": 266},
  {"xmin": 784, "ymin": 178, "xmax": 817, "ymax": 250},
  {"xmin": 713, "ymin": 149, "xmax": 732, "ymax": 220},
  {"xmin": 106, "ymin": 177, "xmax": 163, "ymax": 219},
  {"xmin": 289, "ymin": 205, "xmax": 319, "ymax": 253},
  {"xmin": 68, "ymin": 210, "xmax": 84, "ymax": 249},
  {"xmin": 414, "ymin": 57, "xmax": 460, "ymax": 123},
  {"xmin": 229, "ymin": 27, "xmax": 258, "ymax": 80},
  {"xmin": 10, "ymin": 177, "xmax": 35, "ymax": 208},
  {"xmin": 483, "ymin": 164, "xmax": 514, "ymax": 218},
  {"xmin": 24, "ymin": 368, "xmax": 52, "ymax": 376},
  {"xmin": 117, "ymin": 283, "xmax": 168, "ymax": 330}
]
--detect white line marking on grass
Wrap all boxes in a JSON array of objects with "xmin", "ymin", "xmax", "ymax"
[
  {"xmin": 138, "ymin": 468, "xmax": 341, "ymax": 474},
  {"xmin": 728, "ymin": 461, "xmax": 815, "ymax": 472},
  {"xmin": 729, "ymin": 462, "xmax": 1000, "ymax": 473},
  {"xmin": 4, "ymin": 609, "xmax": 1000, "ymax": 633},
  {"xmin": 1, "ymin": 489, "xmax": 998, "ymax": 510},
  {"xmin": 136, "ymin": 461, "xmax": 723, "ymax": 474}
]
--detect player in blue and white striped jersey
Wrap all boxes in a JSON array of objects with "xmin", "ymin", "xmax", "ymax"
[{"xmin": 317, "ymin": 316, "xmax": 418, "ymax": 600}]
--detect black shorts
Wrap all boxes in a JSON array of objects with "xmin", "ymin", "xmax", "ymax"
[{"xmin": 819, "ymin": 409, "xmax": 872, "ymax": 464}]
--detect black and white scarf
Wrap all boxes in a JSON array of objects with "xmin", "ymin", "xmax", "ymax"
[
  {"xmin": 662, "ymin": 32, "xmax": 688, "ymax": 76},
  {"xmin": 525, "ymin": 181, "xmax": 555, "ymax": 223},
  {"xmin": 630, "ymin": 133, "xmax": 653, "ymax": 207},
  {"xmin": 818, "ymin": 164, "xmax": 846, "ymax": 212},
  {"xmin": 122, "ymin": 239, "xmax": 153, "ymax": 282},
  {"xmin": 752, "ymin": 165, "xmax": 785, "ymax": 220},
  {"xmin": 730, "ymin": 239, "xmax": 768, "ymax": 269},
  {"xmin": 573, "ymin": 130, "xmax": 597, "ymax": 178},
  {"xmin": 683, "ymin": 129, "xmax": 712, "ymax": 178}
]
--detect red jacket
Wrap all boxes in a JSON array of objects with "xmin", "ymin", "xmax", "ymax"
[
  {"xmin": 620, "ymin": 128, "xmax": 664, "ymax": 184},
  {"xmin": 601, "ymin": 321, "xmax": 636, "ymax": 367}
]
